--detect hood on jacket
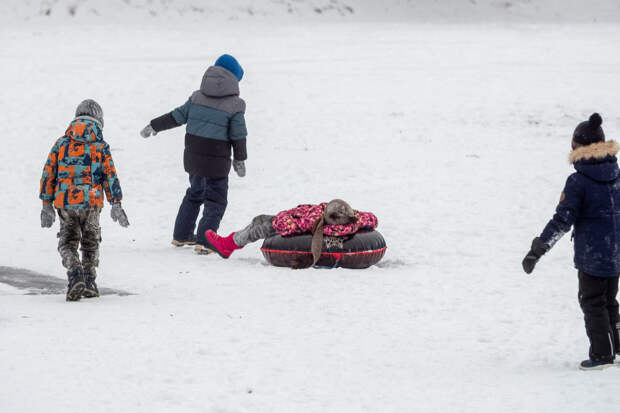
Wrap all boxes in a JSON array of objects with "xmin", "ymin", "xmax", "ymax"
[
  {"xmin": 199, "ymin": 66, "xmax": 240, "ymax": 98},
  {"xmin": 65, "ymin": 117, "xmax": 103, "ymax": 143},
  {"xmin": 570, "ymin": 140, "xmax": 620, "ymax": 182}
]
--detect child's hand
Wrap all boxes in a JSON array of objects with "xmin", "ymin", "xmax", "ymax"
[
  {"xmin": 522, "ymin": 237, "xmax": 549, "ymax": 274},
  {"xmin": 111, "ymin": 203, "xmax": 130, "ymax": 227},
  {"xmin": 140, "ymin": 124, "xmax": 157, "ymax": 138},
  {"xmin": 233, "ymin": 160, "xmax": 246, "ymax": 177},
  {"xmin": 40, "ymin": 203, "xmax": 55, "ymax": 228}
]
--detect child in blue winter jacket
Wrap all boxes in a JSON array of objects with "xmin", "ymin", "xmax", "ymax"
[
  {"xmin": 140, "ymin": 54, "xmax": 247, "ymax": 251},
  {"xmin": 522, "ymin": 113, "xmax": 620, "ymax": 370}
]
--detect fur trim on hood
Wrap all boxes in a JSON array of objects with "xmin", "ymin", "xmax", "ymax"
[{"xmin": 569, "ymin": 140, "xmax": 619, "ymax": 164}]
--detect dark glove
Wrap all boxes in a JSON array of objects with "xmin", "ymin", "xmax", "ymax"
[
  {"xmin": 111, "ymin": 203, "xmax": 130, "ymax": 227},
  {"xmin": 233, "ymin": 160, "xmax": 246, "ymax": 177},
  {"xmin": 40, "ymin": 203, "xmax": 55, "ymax": 228},
  {"xmin": 522, "ymin": 237, "xmax": 550, "ymax": 274},
  {"xmin": 140, "ymin": 124, "xmax": 157, "ymax": 138}
]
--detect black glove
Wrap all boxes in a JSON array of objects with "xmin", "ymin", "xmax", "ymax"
[{"xmin": 522, "ymin": 237, "xmax": 550, "ymax": 274}]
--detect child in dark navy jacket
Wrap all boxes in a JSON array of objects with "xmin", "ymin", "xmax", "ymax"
[
  {"xmin": 522, "ymin": 113, "xmax": 620, "ymax": 370},
  {"xmin": 140, "ymin": 54, "xmax": 247, "ymax": 250}
]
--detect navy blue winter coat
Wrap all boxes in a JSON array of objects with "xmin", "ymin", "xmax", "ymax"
[{"xmin": 540, "ymin": 141, "xmax": 620, "ymax": 277}]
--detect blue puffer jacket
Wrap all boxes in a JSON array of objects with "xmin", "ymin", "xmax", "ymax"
[
  {"xmin": 150, "ymin": 66, "xmax": 247, "ymax": 178},
  {"xmin": 540, "ymin": 141, "xmax": 620, "ymax": 277}
]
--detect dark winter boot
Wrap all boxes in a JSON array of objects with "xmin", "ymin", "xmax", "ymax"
[
  {"xmin": 66, "ymin": 267, "xmax": 86, "ymax": 302},
  {"xmin": 82, "ymin": 271, "xmax": 99, "ymax": 298},
  {"xmin": 203, "ymin": 231, "xmax": 243, "ymax": 258},
  {"xmin": 579, "ymin": 357, "xmax": 615, "ymax": 371}
]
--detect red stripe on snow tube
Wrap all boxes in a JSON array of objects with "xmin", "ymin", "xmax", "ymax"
[{"xmin": 260, "ymin": 229, "xmax": 386, "ymax": 269}]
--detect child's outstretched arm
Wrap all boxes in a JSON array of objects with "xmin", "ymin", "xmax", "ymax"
[
  {"xmin": 140, "ymin": 99, "xmax": 191, "ymax": 138},
  {"xmin": 102, "ymin": 144, "xmax": 129, "ymax": 227},
  {"xmin": 522, "ymin": 175, "xmax": 584, "ymax": 274},
  {"xmin": 39, "ymin": 141, "xmax": 60, "ymax": 227}
]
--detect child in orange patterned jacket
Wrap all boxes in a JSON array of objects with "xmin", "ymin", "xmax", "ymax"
[{"xmin": 39, "ymin": 99, "xmax": 129, "ymax": 301}]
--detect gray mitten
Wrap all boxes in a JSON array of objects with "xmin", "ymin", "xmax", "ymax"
[
  {"xmin": 233, "ymin": 160, "xmax": 246, "ymax": 177},
  {"xmin": 111, "ymin": 203, "xmax": 130, "ymax": 227},
  {"xmin": 140, "ymin": 124, "xmax": 157, "ymax": 138},
  {"xmin": 40, "ymin": 203, "xmax": 56, "ymax": 228}
]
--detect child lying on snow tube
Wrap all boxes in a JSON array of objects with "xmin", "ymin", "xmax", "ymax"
[{"xmin": 201, "ymin": 199, "xmax": 379, "ymax": 268}]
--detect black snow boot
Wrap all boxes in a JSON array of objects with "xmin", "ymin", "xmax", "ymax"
[
  {"xmin": 66, "ymin": 267, "xmax": 86, "ymax": 302},
  {"xmin": 579, "ymin": 357, "xmax": 615, "ymax": 371},
  {"xmin": 82, "ymin": 272, "xmax": 99, "ymax": 298}
]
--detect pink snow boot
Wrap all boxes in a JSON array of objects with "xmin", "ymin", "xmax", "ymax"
[{"xmin": 204, "ymin": 230, "xmax": 243, "ymax": 259}]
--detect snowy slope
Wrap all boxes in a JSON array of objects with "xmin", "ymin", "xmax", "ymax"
[
  {"xmin": 1, "ymin": 4, "xmax": 620, "ymax": 413},
  {"xmin": 1, "ymin": 0, "xmax": 620, "ymax": 23}
]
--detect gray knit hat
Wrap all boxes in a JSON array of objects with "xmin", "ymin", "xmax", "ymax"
[{"xmin": 75, "ymin": 99, "xmax": 104, "ymax": 127}]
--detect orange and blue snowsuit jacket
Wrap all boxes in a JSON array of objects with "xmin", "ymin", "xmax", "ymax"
[{"xmin": 39, "ymin": 117, "xmax": 122, "ymax": 210}]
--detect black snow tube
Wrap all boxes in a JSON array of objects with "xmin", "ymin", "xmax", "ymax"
[{"xmin": 261, "ymin": 229, "xmax": 386, "ymax": 269}]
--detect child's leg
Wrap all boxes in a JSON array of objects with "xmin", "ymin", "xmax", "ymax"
[
  {"xmin": 203, "ymin": 215, "xmax": 275, "ymax": 258},
  {"xmin": 80, "ymin": 209, "xmax": 101, "ymax": 280},
  {"xmin": 196, "ymin": 176, "xmax": 228, "ymax": 245},
  {"xmin": 57, "ymin": 209, "xmax": 83, "ymax": 272},
  {"xmin": 578, "ymin": 271, "xmax": 615, "ymax": 360},
  {"xmin": 173, "ymin": 174, "xmax": 208, "ymax": 242},
  {"xmin": 233, "ymin": 215, "xmax": 277, "ymax": 246},
  {"xmin": 606, "ymin": 276, "xmax": 620, "ymax": 353}
]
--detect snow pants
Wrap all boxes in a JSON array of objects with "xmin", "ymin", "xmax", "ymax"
[
  {"xmin": 578, "ymin": 271, "xmax": 620, "ymax": 360},
  {"xmin": 173, "ymin": 174, "xmax": 228, "ymax": 245},
  {"xmin": 57, "ymin": 208, "xmax": 101, "ymax": 278},
  {"xmin": 233, "ymin": 215, "xmax": 277, "ymax": 246}
]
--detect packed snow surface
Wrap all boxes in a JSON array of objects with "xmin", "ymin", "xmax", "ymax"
[
  {"xmin": 1, "ymin": 2, "xmax": 620, "ymax": 412},
  {"xmin": 3, "ymin": 0, "xmax": 620, "ymax": 22}
]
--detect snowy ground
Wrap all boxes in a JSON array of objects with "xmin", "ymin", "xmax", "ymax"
[
  {"xmin": 4, "ymin": 0, "xmax": 620, "ymax": 23},
  {"xmin": 1, "ymin": 14, "xmax": 620, "ymax": 413}
]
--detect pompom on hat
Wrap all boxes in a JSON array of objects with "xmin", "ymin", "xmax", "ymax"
[{"xmin": 573, "ymin": 113, "xmax": 605, "ymax": 146}]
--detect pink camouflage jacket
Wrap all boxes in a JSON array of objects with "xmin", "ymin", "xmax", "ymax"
[{"xmin": 272, "ymin": 203, "xmax": 378, "ymax": 237}]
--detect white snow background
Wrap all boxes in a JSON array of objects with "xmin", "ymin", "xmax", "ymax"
[{"xmin": 1, "ymin": 1, "xmax": 620, "ymax": 412}]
